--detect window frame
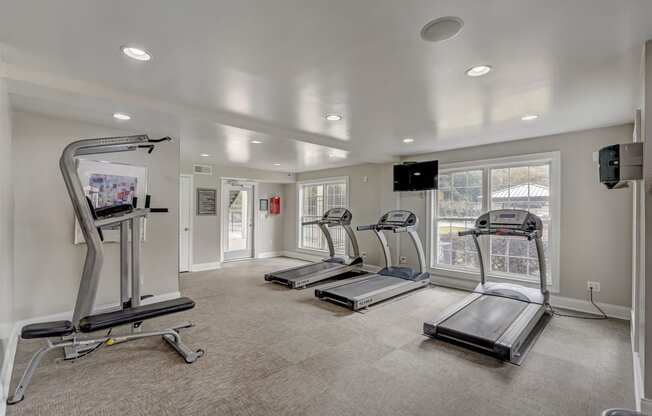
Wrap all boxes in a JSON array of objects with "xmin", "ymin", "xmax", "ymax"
[
  {"xmin": 296, "ymin": 176, "xmax": 350, "ymax": 256},
  {"xmin": 427, "ymin": 152, "xmax": 561, "ymax": 293}
]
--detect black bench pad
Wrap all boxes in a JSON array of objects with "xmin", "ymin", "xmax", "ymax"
[
  {"xmin": 22, "ymin": 321, "xmax": 74, "ymax": 339},
  {"xmin": 79, "ymin": 297, "xmax": 195, "ymax": 333}
]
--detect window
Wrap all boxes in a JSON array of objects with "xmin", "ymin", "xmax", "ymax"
[
  {"xmin": 436, "ymin": 170, "xmax": 483, "ymax": 270},
  {"xmin": 298, "ymin": 178, "xmax": 348, "ymax": 254},
  {"xmin": 489, "ymin": 165, "xmax": 550, "ymax": 278},
  {"xmin": 431, "ymin": 153, "xmax": 560, "ymax": 290}
]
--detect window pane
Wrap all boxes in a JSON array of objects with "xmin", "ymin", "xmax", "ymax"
[
  {"xmin": 508, "ymin": 238, "xmax": 528, "ymax": 257},
  {"xmin": 435, "ymin": 170, "xmax": 484, "ymax": 270},
  {"xmin": 325, "ymin": 183, "xmax": 347, "ymax": 252},
  {"xmin": 468, "ymin": 170, "xmax": 482, "ymax": 186},
  {"xmin": 300, "ymin": 182, "xmax": 347, "ymax": 254},
  {"xmin": 453, "ymin": 173, "xmax": 466, "ymax": 187},
  {"xmin": 438, "ymin": 170, "xmax": 483, "ymax": 218},
  {"xmin": 508, "ymin": 257, "xmax": 528, "ymax": 275},
  {"xmin": 490, "ymin": 163, "xmax": 551, "ymax": 281},
  {"xmin": 437, "ymin": 222, "xmax": 453, "ymax": 266},
  {"xmin": 439, "ymin": 174, "xmax": 451, "ymax": 189},
  {"xmin": 491, "ymin": 255, "xmax": 507, "ymax": 272},
  {"xmin": 527, "ymin": 258, "xmax": 540, "ymax": 277},
  {"xmin": 436, "ymin": 218, "xmax": 480, "ymax": 270},
  {"xmin": 491, "ymin": 236, "xmax": 507, "ymax": 255},
  {"xmin": 300, "ymin": 184, "xmax": 324, "ymax": 251}
]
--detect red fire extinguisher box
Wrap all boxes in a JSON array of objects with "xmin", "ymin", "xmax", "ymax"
[{"xmin": 269, "ymin": 196, "xmax": 281, "ymax": 215}]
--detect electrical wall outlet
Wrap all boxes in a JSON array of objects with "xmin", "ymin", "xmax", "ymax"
[
  {"xmin": 361, "ymin": 252, "xmax": 367, "ymax": 259},
  {"xmin": 587, "ymin": 281, "xmax": 601, "ymax": 293},
  {"xmin": 399, "ymin": 256, "xmax": 408, "ymax": 264}
]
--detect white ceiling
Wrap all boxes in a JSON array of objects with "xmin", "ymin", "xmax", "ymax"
[{"xmin": 2, "ymin": 0, "xmax": 651, "ymax": 172}]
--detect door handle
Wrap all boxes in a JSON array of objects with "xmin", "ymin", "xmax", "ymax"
[{"xmin": 184, "ymin": 227, "xmax": 189, "ymax": 231}]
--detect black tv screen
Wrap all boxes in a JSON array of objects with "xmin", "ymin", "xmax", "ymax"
[{"xmin": 393, "ymin": 161, "xmax": 438, "ymax": 192}]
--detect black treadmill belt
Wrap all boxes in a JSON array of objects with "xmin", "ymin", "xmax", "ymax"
[
  {"xmin": 438, "ymin": 296, "xmax": 528, "ymax": 348},
  {"xmin": 325, "ymin": 275, "xmax": 405, "ymax": 298},
  {"xmin": 275, "ymin": 261, "xmax": 344, "ymax": 280}
]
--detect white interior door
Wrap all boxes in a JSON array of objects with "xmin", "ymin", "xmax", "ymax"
[
  {"xmin": 179, "ymin": 175, "xmax": 192, "ymax": 272},
  {"xmin": 223, "ymin": 183, "xmax": 254, "ymax": 261}
]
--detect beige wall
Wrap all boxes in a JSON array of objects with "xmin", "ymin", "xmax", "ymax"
[
  {"xmin": 285, "ymin": 124, "xmax": 634, "ymax": 308},
  {"xmin": 0, "ymin": 79, "xmax": 14, "ymax": 374},
  {"xmin": 180, "ymin": 162, "xmax": 293, "ymax": 265},
  {"xmin": 12, "ymin": 112, "xmax": 181, "ymax": 320},
  {"xmin": 399, "ymin": 124, "xmax": 634, "ymax": 307},
  {"xmin": 255, "ymin": 183, "xmax": 286, "ymax": 254},
  {"xmin": 289, "ymin": 164, "xmax": 399, "ymax": 266}
]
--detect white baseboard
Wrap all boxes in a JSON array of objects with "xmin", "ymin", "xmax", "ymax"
[
  {"xmin": 430, "ymin": 273, "xmax": 630, "ymax": 320},
  {"xmin": 190, "ymin": 261, "xmax": 221, "ymax": 272},
  {"xmin": 256, "ymin": 251, "xmax": 283, "ymax": 259},
  {"xmin": 631, "ymin": 308, "xmax": 645, "ymax": 413},
  {"xmin": 0, "ymin": 290, "xmax": 181, "ymax": 415},
  {"xmin": 549, "ymin": 295, "xmax": 630, "ymax": 320},
  {"xmin": 634, "ymin": 352, "xmax": 644, "ymax": 411}
]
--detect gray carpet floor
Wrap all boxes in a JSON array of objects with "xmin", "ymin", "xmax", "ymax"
[{"xmin": 7, "ymin": 257, "xmax": 634, "ymax": 415}]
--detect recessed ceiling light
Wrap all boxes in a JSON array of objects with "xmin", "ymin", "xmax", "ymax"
[
  {"xmin": 200, "ymin": 153, "xmax": 211, "ymax": 157},
  {"xmin": 272, "ymin": 163, "xmax": 281, "ymax": 166},
  {"xmin": 121, "ymin": 46, "xmax": 151, "ymax": 61},
  {"xmin": 113, "ymin": 112, "xmax": 131, "ymax": 121},
  {"xmin": 521, "ymin": 114, "xmax": 539, "ymax": 121},
  {"xmin": 465, "ymin": 65, "xmax": 492, "ymax": 77},
  {"xmin": 325, "ymin": 114, "xmax": 343, "ymax": 121},
  {"xmin": 420, "ymin": 16, "xmax": 464, "ymax": 43},
  {"xmin": 251, "ymin": 140, "xmax": 263, "ymax": 144},
  {"xmin": 403, "ymin": 138, "xmax": 415, "ymax": 143}
]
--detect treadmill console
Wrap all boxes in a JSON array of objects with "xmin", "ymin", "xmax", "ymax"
[
  {"xmin": 379, "ymin": 210, "xmax": 417, "ymax": 228},
  {"xmin": 476, "ymin": 209, "xmax": 542, "ymax": 232},
  {"xmin": 322, "ymin": 208, "xmax": 353, "ymax": 224}
]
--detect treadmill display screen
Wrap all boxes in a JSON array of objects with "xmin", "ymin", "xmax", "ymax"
[{"xmin": 327, "ymin": 208, "xmax": 345, "ymax": 218}]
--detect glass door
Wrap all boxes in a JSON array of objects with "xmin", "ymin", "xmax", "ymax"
[{"xmin": 223, "ymin": 183, "xmax": 254, "ymax": 261}]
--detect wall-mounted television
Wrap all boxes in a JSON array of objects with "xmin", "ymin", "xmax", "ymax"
[{"xmin": 393, "ymin": 160, "xmax": 438, "ymax": 192}]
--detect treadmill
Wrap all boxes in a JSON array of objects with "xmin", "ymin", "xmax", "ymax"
[
  {"xmin": 264, "ymin": 208, "xmax": 365, "ymax": 289},
  {"xmin": 423, "ymin": 209, "xmax": 550, "ymax": 365},
  {"xmin": 315, "ymin": 210, "xmax": 430, "ymax": 310}
]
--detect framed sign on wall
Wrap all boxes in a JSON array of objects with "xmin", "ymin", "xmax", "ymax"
[
  {"xmin": 197, "ymin": 188, "xmax": 217, "ymax": 216},
  {"xmin": 259, "ymin": 198, "xmax": 269, "ymax": 212}
]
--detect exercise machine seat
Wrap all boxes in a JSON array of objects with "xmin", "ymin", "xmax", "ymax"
[
  {"xmin": 21, "ymin": 321, "xmax": 74, "ymax": 339},
  {"xmin": 79, "ymin": 297, "xmax": 195, "ymax": 333}
]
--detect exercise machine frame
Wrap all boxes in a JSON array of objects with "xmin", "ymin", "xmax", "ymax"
[{"xmin": 7, "ymin": 135, "xmax": 203, "ymax": 405}]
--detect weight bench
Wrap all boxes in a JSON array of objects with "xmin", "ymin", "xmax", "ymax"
[
  {"xmin": 7, "ymin": 297, "xmax": 203, "ymax": 405},
  {"xmin": 7, "ymin": 136, "xmax": 205, "ymax": 406}
]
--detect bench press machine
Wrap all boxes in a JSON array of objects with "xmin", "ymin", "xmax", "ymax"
[{"xmin": 7, "ymin": 135, "xmax": 204, "ymax": 405}]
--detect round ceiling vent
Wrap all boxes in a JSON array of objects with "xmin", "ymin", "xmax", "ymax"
[{"xmin": 420, "ymin": 16, "xmax": 464, "ymax": 43}]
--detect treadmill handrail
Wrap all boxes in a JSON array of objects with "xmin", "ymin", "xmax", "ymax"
[
  {"xmin": 457, "ymin": 219, "xmax": 548, "ymax": 300},
  {"xmin": 357, "ymin": 224, "xmax": 376, "ymax": 231},
  {"xmin": 302, "ymin": 212, "xmax": 362, "ymax": 260},
  {"xmin": 459, "ymin": 228, "xmax": 538, "ymax": 240},
  {"xmin": 61, "ymin": 135, "xmax": 151, "ymax": 327}
]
